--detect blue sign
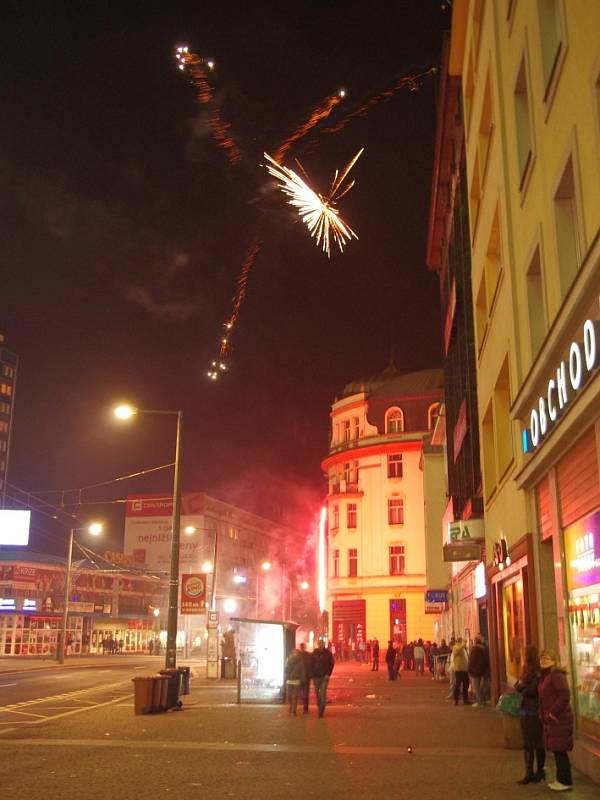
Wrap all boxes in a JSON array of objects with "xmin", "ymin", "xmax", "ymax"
[{"xmin": 425, "ymin": 590, "xmax": 448, "ymax": 604}]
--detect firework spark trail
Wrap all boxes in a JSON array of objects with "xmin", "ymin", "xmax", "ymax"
[
  {"xmin": 272, "ymin": 90, "xmax": 345, "ymax": 164},
  {"xmin": 322, "ymin": 67, "xmax": 436, "ymax": 135},
  {"xmin": 175, "ymin": 46, "xmax": 242, "ymax": 165},
  {"xmin": 264, "ymin": 149, "xmax": 363, "ymax": 258},
  {"xmin": 220, "ymin": 237, "xmax": 262, "ymax": 356}
]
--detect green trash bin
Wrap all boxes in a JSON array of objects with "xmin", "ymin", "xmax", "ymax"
[{"xmin": 159, "ymin": 668, "xmax": 183, "ymax": 709}]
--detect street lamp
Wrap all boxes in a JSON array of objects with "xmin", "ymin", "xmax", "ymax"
[
  {"xmin": 57, "ymin": 522, "xmax": 103, "ymax": 664},
  {"xmin": 114, "ymin": 403, "xmax": 183, "ymax": 669}
]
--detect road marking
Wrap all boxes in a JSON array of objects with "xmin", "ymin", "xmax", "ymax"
[
  {"xmin": 0, "ymin": 683, "xmax": 18, "ymax": 687},
  {"xmin": 0, "ymin": 728, "xmax": 17, "ymax": 735},
  {"xmin": 0, "ymin": 737, "xmax": 510, "ymax": 758}
]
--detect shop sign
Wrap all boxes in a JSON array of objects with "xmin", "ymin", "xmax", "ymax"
[
  {"xmin": 493, "ymin": 538, "xmax": 511, "ymax": 570},
  {"xmin": 0, "ymin": 598, "xmax": 16, "ymax": 610},
  {"xmin": 522, "ymin": 317, "xmax": 600, "ymax": 453},
  {"xmin": 425, "ymin": 601, "xmax": 445, "ymax": 614},
  {"xmin": 68, "ymin": 601, "xmax": 95, "ymax": 613},
  {"xmin": 564, "ymin": 509, "xmax": 600, "ymax": 592},
  {"xmin": 207, "ymin": 610, "xmax": 219, "ymax": 628},
  {"xmin": 474, "ymin": 562, "xmax": 487, "ymax": 599},
  {"xmin": 104, "ymin": 550, "xmax": 137, "ymax": 566},
  {"xmin": 22, "ymin": 598, "xmax": 37, "ymax": 611},
  {"xmin": 447, "ymin": 519, "xmax": 484, "ymax": 544},
  {"xmin": 180, "ymin": 573, "xmax": 206, "ymax": 614},
  {"xmin": 443, "ymin": 541, "xmax": 482, "ymax": 562},
  {"xmin": 425, "ymin": 590, "xmax": 448, "ymax": 604}
]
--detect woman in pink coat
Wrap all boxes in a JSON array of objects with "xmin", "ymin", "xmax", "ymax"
[{"xmin": 538, "ymin": 649, "xmax": 574, "ymax": 792}]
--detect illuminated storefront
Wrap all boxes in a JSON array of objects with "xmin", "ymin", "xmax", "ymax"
[
  {"xmin": 0, "ymin": 551, "xmax": 167, "ymax": 656},
  {"xmin": 565, "ymin": 510, "xmax": 600, "ymax": 731}
]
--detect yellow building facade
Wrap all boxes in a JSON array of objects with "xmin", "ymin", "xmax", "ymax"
[
  {"xmin": 321, "ymin": 367, "xmax": 445, "ymax": 650},
  {"xmin": 450, "ymin": 0, "xmax": 600, "ymax": 782}
]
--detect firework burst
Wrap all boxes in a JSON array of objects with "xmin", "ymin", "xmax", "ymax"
[{"xmin": 263, "ymin": 149, "xmax": 363, "ymax": 257}]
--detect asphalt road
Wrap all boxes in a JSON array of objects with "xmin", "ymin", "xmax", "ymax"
[{"xmin": 0, "ymin": 661, "xmax": 598, "ymax": 800}]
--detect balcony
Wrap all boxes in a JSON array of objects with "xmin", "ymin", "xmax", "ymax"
[{"xmin": 329, "ymin": 481, "xmax": 359, "ymax": 495}]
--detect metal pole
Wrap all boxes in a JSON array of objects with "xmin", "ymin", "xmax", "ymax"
[
  {"xmin": 165, "ymin": 411, "xmax": 183, "ymax": 669},
  {"xmin": 58, "ymin": 528, "xmax": 74, "ymax": 664},
  {"xmin": 210, "ymin": 525, "xmax": 219, "ymax": 611}
]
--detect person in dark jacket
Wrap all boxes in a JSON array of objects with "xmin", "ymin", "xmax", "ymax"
[
  {"xmin": 299, "ymin": 642, "xmax": 312, "ymax": 713},
  {"xmin": 514, "ymin": 644, "xmax": 545, "ymax": 785},
  {"xmin": 538, "ymin": 648, "xmax": 574, "ymax": 792},
  {"xmin": 371, "ymin": 638, "xmax": 379, "ymax": 671},
  {"xmin": 468, "ymin": 635, "xmax": 490, "ymax": 705},
  {"xmin": 284, "ymin": 647, "xmax": 306, "ymax": 716},
  {"xmin": 310, "ymin": 639, "xmax": 335, "ymax": 717},
  {"xmin": 385, "ymin": 641, "xmax": 396, "ymax": 681}
]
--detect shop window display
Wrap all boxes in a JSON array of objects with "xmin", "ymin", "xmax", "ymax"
[
  {"xmin": 502, "ymin": 576, "xmax": 526, "ymax": 685},
  {"xmin": 565, "ymin": 510, "xmax": 600, "ymax": 726}
]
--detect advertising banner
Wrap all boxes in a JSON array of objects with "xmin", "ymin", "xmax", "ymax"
[
  {"xmin": 180, "ymin": 573, "xmax": 206, "ymax": 614},
  {"xmin": 564, "ymin": 509, "xmax": 600, "ymax": 592}
]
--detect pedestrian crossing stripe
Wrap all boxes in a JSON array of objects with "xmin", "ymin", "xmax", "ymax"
[{"xmin": 0, "ymin": 680, "xmax": 131, "ymax": 712}]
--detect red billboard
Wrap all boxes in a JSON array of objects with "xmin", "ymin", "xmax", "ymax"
[{"xmin": 180, "ymin": 573, "xmax": 206, "ymax": 614}]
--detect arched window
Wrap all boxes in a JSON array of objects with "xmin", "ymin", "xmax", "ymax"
[
  {"xmin": 428, "ymin": 402, "xmax": 441, "ymax": 430},
  {"xmin": 386, "ymin": 408, "xmax": 404, "ymax": 433}
]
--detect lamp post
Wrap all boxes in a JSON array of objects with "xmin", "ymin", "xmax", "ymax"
[
  {"xmin": 114, "ymin": 404, "xmax": 183, "ymax": 669},
  {"xmin": 57, "ymin": 522, "xmax": 103, "ymax": 664}
]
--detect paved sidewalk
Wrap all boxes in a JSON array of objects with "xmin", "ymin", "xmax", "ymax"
[{"xmin": 0, "ymin": 661, "xmax": 597, "ymax": 799}]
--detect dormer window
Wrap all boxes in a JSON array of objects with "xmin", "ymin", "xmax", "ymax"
[
  {"xmin": 386, "ymin": 408, "xmax": 404, "ymax": 433},
  {"xmin": 428, "ymin": 402, "xmax": 441, "ymax": 430}
]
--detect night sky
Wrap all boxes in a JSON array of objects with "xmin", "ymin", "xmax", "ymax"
[{"xmin": 2, "ymin": 1, "xmax": 448, "ymax": 553}]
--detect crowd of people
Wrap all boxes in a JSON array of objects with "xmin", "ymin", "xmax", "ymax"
[{"xmin": 285, "ymin": 635, "xmax": 575, "ymax": 792}]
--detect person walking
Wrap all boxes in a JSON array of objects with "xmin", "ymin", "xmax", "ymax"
[
  {"xmin": 414, "ymin": 638, "xmax": 425, "ymax": 677},
  {"xmin": 385, "ymin": 640, "xmax": 396, "ymax": 681},
  {"xmin": 468, "ymin": 635, "xmax": 490, "ymax": 705},
  {"xmin": 451, "ymin": 637, "xmax": 471, "ymax": 705},
  {"xmin": 514, "ymin": 644, "xmax": 545, "ymax": 785},
  {"xmin": 284, "ymin": 646, "xmax": 306, "ymax": 716},
  {"xmin": 371, "ymin": 638, "xmax": 380, "ymax": 671},
  {"xmin": 299, "ymin": 642, "xmax": 312, "ymax": 714},
  {"xmin": 538, "ymin": 648, "xmax": 574, "ymax": 792},
  {"xmin": 311, "ymin": 639, "xmax": 335, "ymax": 718},
  {"xmin": 393, "ymin": 643, "xmax": 403, "ymax": 679}
]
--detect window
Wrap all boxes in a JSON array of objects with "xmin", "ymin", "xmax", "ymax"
[
  {"xmin": 514, "ymin": 56, "xmax": 533, "ymax": 190},
  {"xmin": 482, "ymin": 400, "xmax": 496, "ymax": 500},
  {"xmin": 464, "ymin": 47, "xmax": 475, "ymax": 129},
  {"xmin": 332, "ymin": 504, "xmax": 339, "ymax": 530},
  {"xmin": 526, "ymin": 245, "xmax": 547, "ymax": 357},
  {"xmin": 485, "ymin": 208, "xmax": 502, "ymax": 308},
  {"xmin": 469, "ymin": 157, "xmax": 482, "ymax": 235},
  {"xmin": 388, "ymin": 498, "xmax": 404, "ymax": 525},
  {"xmin": 2, "ymin": 366, "xmax": 14, "ymax": 379},
  {"xmin": 0, "ymin": 441, "xmax": 6, "ymax": 453},
  {"xmin": 388, "ymin": 454, "xmax": 403, "ymax": 479},
  {"xmin": 348, "ymin": 548, "xmax": 358, "ymax": 577},
  {"xmin": 554, "ymin": 154, "xmax": 583, "ymax": 296},
  {"xmin": 228, "ymin": 527, "xmax": 239, "ymax": 540},
  {"xmin": 428, "ymin": 403, "xmax": 441, "ymax": 431},
  {"xmin": 347, "ymin": 503, "xmax": 357, "ymax": 529},
  {"xmin": 0, "ymin": 421, "xmax": 7, "ymax": 433},
  {"xmin": 471, "ymin": 0, "xmax": 485, "ymax": 59},
  {"xmin": 342, "ymin": 419, "xmax": 351, "ymax": 442},
  {"xmin": 0, "ymin": 384, "xmax": 12, "ymax": 397},
  {"xmin": 0, "ymin": 402, "xmax": 10, "ymax": 415},
  {"xmin": 386, "ymin": 408, "xmax": 404, "ymax": 433},
  {"xmin": 352, "ymin": 416, "xmax": 360, "ymax": 439},
  {"xmin": 333, "ymin": 549, "xmax": 339, "ymax": 578},
  {"xmin": 479, "ymin": 72, "xmax": 494, "ymax": 182},
  {"xmin": 389, "ymin": 545, "xmax": 406, "ymax": 576},
  {"xmin": 537, "ymin": 0, "xmax": 563, "ymax": 99},
  {"xmin": 475, "ymin": 271, "xmax": 488, "ymax": 352},
  {"xmin": 494, "ymin": 357, "xmax": 513, "ymax": 478}
]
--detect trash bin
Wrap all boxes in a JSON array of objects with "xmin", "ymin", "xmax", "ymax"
[
  {"xmin": 220, "ymin": 658, "xmax": 237, "ymax": 679},
  {"xmin": 132, "ymin": 676, "xmax": 156, "ymax": 715},
  {"xmin": 179, "ymin": 666, "xmax": 191, "ymax": 695},
  {"xmin": 153, "ymin": 674, "xmax": 170, "ymax": 712},
  {"xmin": 159, "ymin": 668, "xmax": 183, "ymax": 709}
]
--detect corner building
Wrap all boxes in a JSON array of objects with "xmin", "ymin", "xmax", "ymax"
[
  {"xmin": 450, "ymin": 0, "xmax": 600, "ymax": 782},
  {"xmin": 321, "ymin": 366, "xmax": 444, "ymax": 648}
]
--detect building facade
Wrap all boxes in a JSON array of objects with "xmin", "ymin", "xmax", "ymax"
[
  {"xmin": 0, "ymin": 336, "xmax": 18, "ymax": 507},
  {"xmin": 0, "ymin": 550, "xmax": 167, "ymax": 656},
  {"xmin": 450, "ymin": 0, "xmax": 600, "ymax": 782},
  {"xmin": 426, "ymin": 32, "xmax": 487, "ymax": 647},
  {"xmin": 321, "ymin": 365, "xmax": 444, "ymax": 649}
]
